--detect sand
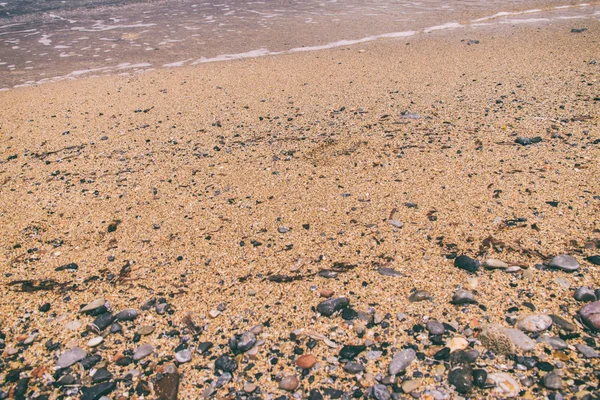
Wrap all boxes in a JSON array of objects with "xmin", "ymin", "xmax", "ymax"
[{"xmin": 0, "ymin": 18, "xmax": 599, "ymax": 399}]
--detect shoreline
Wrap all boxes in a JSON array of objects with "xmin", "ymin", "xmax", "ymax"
[{"xmin": 0, "ymin": 18, "xmax": 600, "ymax": 399}]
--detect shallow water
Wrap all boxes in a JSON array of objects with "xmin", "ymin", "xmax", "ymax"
[{"xmin": 0, "ymin": 0, "xmax": 598, "ymax": 89}]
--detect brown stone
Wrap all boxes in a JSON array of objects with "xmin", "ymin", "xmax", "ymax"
[
  {"xmin": 296, "ymin": 354, "xmax": 317, "ymax": 369},
  {"xmin": 320, "ymin": 288, "xmax": 334, "ymax": 298},
  {"xmin": 155, "ymin": 371, "xmax": 180, "ymax": 400}
]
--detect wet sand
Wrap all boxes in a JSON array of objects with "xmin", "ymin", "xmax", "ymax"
[{"xmin": 0, "ymin": 18, "xmax": 599, "ymax": 399}]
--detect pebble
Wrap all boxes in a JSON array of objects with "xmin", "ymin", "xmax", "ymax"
[
  {"xmin": 175, "ymin": 349, "xmax": 192, "ymax": 363},
  {"xmin": 451, "ymin": 289, "xmax": 476, "ymax": 305},
  {"xmin": 401, "ymin": 379, "xmax": 420, "ymax": 393},
  {"xmin": 426, "ymin": 320, "xmax": 445, "ymax": 335},
  {"xmin": 279, "ymin": 375, "xmax": 299, "ymax": 391},
  {"xmin": 537, "ymin": 335, "xmax": 567, "ymax": 350},
  {"xmin": 389, "ymin": 348, "xmax": 416, "ymax": 375},
  {"xmin": 216, "ymin": 372, "xmax": 232, "ymax": 387},
  {"xmin": 80, "ymin": 381, "xmax": 116, "ymax": 400},
  {"xmin": 542, "ymin": 372, "xmax": 562, "ymax": 390},
  {"xmin": 243, "ymin": 383, "xmax": 257, "ymax": 393},
  {"xmin": 387, "ymin": 219, "xmax": 403, "ymax": 228},
  {"xmin": 215, "ymin": 355, "xmax": 237, "ymax": 372},
  {"xmin": 65, "ymin": 320, "xmax": 82, "ymax": 331},
  {"xmin": 87, "ymin": 337, "xmax": 103, "ymax": 347},
  {"xmin": 92, "ymin": 367, "xmax": 112, "ymax": 383},
  {"xmin": 479, "ymin": 325, "xmax": 515, "ymax": 354},
  {"xmin": 575, "ymin": 343, "xmax": 599, "ymax": 358},
  {"xmin": 472, "ymin": 369, "xmax": 487, "ymax": 388},
  {"xmin": 517, "ymin": 314, "xmax": 552, "ymax": 332},
  {"xmin": 133, "ymin": 344, "xmax": 153, "ymax": 361},
  {"xmin": 154, "ymin": 368, "xmax": 180, "ymax": 400},
  {"xmin": 319, "ymin": 288, "xmax": 334, "ymax": 298},
  {"xmin": 90, "ymin": 313, "xmax": 114, "ymax": 333},
  {"xmin": 487, "ymin": 373, "xmax": 520, "ymax": 398},
  {"xmin": 277, "ymin": 226, "xmax": 290, "ymax": 233},
  {"xmin": 505, "ymin": 328, "xmax": 536, "ymax": 352},
  {"xmin": 547, "ymin": 254, "xmax": 580, "ymax": 271},
  {"xmin": 114, "ymin": 309, "xmax": 138, "ymax": 321},
  {"xmin": 378, "ymin": 267, "xmax": 403, "ymax": 277},
  {"xmin": 316, "ymin": 297, "xmax": 349, "ymax": 317},
  {"xmin": 448, "ymin": 337, "xmax": 469, "ymax": 352},
  {"xmin": 574, "ymin": 286, "xmax": 597, "ymax": 302},
  {"xmin": 344, "ymin": 362, "xmax": 365, "ymax": 374},
  {"xmin": 549, "ymin": 314, "xmax": 576, "ymax": 332},
  {"xmin": 408, "ymin": 290, "xmax": 432, "ymax": 302},
  {"xmin": 372, "ymin": 384, "xmax": 391, "ymax": 400},
  {"xmin": 56, "ymin": 347, "xmax": 87, "ymax": 369},
  {"xmin": 484, "ymin": 259, "xmax": 508, "ymax": 269},
  {"xmin": 454, "ymin": 255, "xmax": 481, "ymax": 273},
  {"xmin": 578, "ymin": 301, "xmax": 600, "ymax": 331},
  {"xmin": 448, "ymin": 366, "xmax": 473, "ymax": 394},
  {"xmin": 233, "ymin": 332, "xmax": 256, "ymax": 353},
  {"xmin": 79, "ymin": 298, "xmax": 105, "ymax": 313},
  {"xmin": 296, "ymin": 354, "xmax": 317, "ymax": 369},
  {"xmin": 138, "ymin": 325, "xmax": 155, "ymax": 336}
]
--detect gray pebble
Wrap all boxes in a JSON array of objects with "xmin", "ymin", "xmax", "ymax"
[
  {"xmin": 277, "ymin": 226, "xmax": 290, "ymax": 233},
  {"xmin": 372, "ymin": 384, "xmax": 391, "ymax": 400},
  {"xmin": 536, "ymin": 335, "xmax": 567, "ymax": 350},
  {"xmin": 575, "ymin": 343, "xmax": 599, "ymax": 358},
  {"xmin": 344, "ymin": 362, "xmax": 365, "ymax": 374},
  {"xmin": 216, "ymin": 372, "xmax": 232, "ymax": 388},
  {"xmin": 115, "ymin": 309, "xmax": 138, "ymax": 321},
  {"xmin": 547, "ymin": 254, "xmax": 580, "ymax": 271},
  {"xmin": 541, "ymin": 372, "xmax": 562, "ymax": 390},
  {"xmin": 175, "ymin": 349, "xmax": 192, "ymax": 363},
  {"xmin": 133, "ymin": 344, "xmax": 153, "ymax": 361},
  {"xmin": 517, "ymin": 314, "xmax": 552, "ymax": 332},
  {"xmin": 389, "ymin": 349, "xmax": 416, "ymax": 375},
  {"xmin": 574, "ymin": 286, "xmax": 597, "ymax": 302},
  {"xmin": 426, "ymin": 320, "xmax": 445, "ymax": 335},
  {"xmin": 316, "ymin": 297, "xmax": 349, "ymax": 317},
  {"xmin": 408, "ymin": 290, "xmax": 432, "ymax": 302},
  {"xmin": 451, "ymin": 289, "xmax": 476, "ymax": 305},
  {"xmin": 56, "ymin": 347, "xmax": 87, "ymax": 369},
  {"xmin": 578, "ymin": 301, "xmax": 600, "ymax": 331}
]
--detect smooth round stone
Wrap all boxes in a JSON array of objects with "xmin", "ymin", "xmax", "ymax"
[
  {"xmin": 426, "ymin": 320, "xmax": 445, "ymax": 335},
  {"xmin": 448, "ymin": 367, "xmax": 473, "ymax": 394},
  {"xmin": 316, "ymin": 297, "xmax": 349, "ymax": 317},
  {"xmin": 79, "ymin": 298, "xmax": 105, "ymax": 313},
  {"xmin": 133, "ymin": 344, "xmax": 153, "ymax": 361},
  {"xmin": 175, "ymin": 349, "xmax": 192, "ymax": 363},
  {"xmin": 578, "ymin": 301, "xmax": 600, "ymax": 331},
  {"xmin": 454, "ymin": 255, "xmax": 481, "ymax": 273},
  {"xmin": 487, "ymin": 373, "xmax": 520, "ymax": 398},
  {"xmin": 279, "ymin": 375, "xmax": 299, "ymax": 391},
  {"xmin": 296, "ymin": 354, "xmax": 317, "ymax": 369},
  {"xmin": 542, "ymin": 372, "xmax": 562, "ymax": 390},
  {"xmin": 484, "ymin": 259, "xmax": 508, "ymax": 269},
  {"xmin": 505, "ymin": 328, "xmax": 535, "ymax": 352},
  {"xmin": 216, "ymin": 372, "xmax": 232, "ymax": 388},
  {"xmin": 473, "ymin": 369, "xmax": 487, "ymax": 388},
  {"xmin": 56, "ymin": 347, "xmax": 87, "ymax": 369},
  {"xmin": 451, "ymin": 289, "xmax": 476, "ymax": 305},
  {"xmin": 243, "ymin": 383, "xmax": 257, "ymax": 393},
  {"xmin": 65, "ymin": 320, "xmax": 82, "ymax": 331},
  {"xmin": 137, "ymin": 326, "xmax": 155, "ymax": 336},
  {"xmin": 408, "ymin": 290, "xmax": 432, "ymax": 302},
  {"xmin": 344, "ymin": 362, "xmax": 365, "ymax": 374},
  {"xmin": 87, "ymin": 337, "xmax": 103, "ymax": 347},
  {"xmin": 549, "ymin": 314, "xmax": 576, "ymax": 332},
  {"xmin": 554, "ymin": 277, "xmax": 571, "ymax": 289},
  {"xmin": 547, "ymin": 254, "xmax": 580, "ymax": 271},
  {"xmin": 389, "ymin": 349, "xmax": 416, "ymax": 375},
  {"xmin": 574, "ymin": 287, "xmax": 597, "ymax": 302},
  {"xmin": 448, "ymin": 337, "xmax": 469, "ymax": 352},
  {"xmin": 115, "ymin": 309, "xmax": 138, "ymax": 321},
  {"xmin": 575, "ymin": 343, "xmax": 599, "ymax": 358},
  {"xmin": 277, "ymin": 226, "xmax": 290, "ymax": 233},
  {"xmin": 372, "ymin": 384, "xmax": 391, "ymax": 400},
  {"xmin": 401, "ymin": 379, "xmax": 420, "ymax": 393},
  {"xmin": 536, "ymin": 335, "xmax": 567, "ymax": 350},
  {"xmin": 517, "ymin": 315, "xmax": 552, "ymax": 332}
]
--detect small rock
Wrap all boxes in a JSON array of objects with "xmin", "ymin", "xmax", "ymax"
[
  {"xmin": 479, "ymin": 325, "xmax": 515, "ymax": 355},
  {"xmin": 279, "ymin": 375, "xmax": 299, "ymax": 391},
  {"xmin": 387, "ymin": 219, "xmax": 403, "ymax": 228},
  {"xmin": 155, "ymin": 369, "xmax": 180, "ymax": 400},
  {"xmin": 215, "ymin": 354, "xmax": 237, "ymax": 372},
  {"xmin": 487, "ymin": 373, "xmax": 520, "ymax": 397},
  {"xmin": 316, "ymin": 297, "xmax": 349, "ymax": 317},
  {"xmin": 454, "ymin": 255, "xmax": 480, "ymax": 273},
  {"xmin": 92, "ymin": 367, "xmax": 112, "ymax": 383},
  {"xmin": 541, "ymin": 372, "xmax": 562, "ymax": 390},
  {"xmin": 340, "ymin": 345, "xmax": 366, "ymax": 360},
  {"xmin": 296, "ymin": 354, "xmax": 317, "ymax": 369},
  {"xmin": 138, "ymin": 325, "xmax": 155, "ymax": 336},
  {"xmin": 277, "ymin": 226, "xmax": 290, "ymax": 233},
  {"xmin": 209, "ymin": 309, "xmax": 221, "ymax": 318},
  {"xmin": 426, "ymin": 320, "xmax": 445, "ymax": 335},
  {"xmin": 378, "ymin": 267, "xmax": 403, "ymax": 277},
  {"xmin": 233, "ymin": 332, "xmax": 256, "ymax": 353},
  {"xmin": 515, "ymin": 136, "xmax": 542, "ymax": 146},
  {"xmin": 55, "ymin": 262, "xmax": 79, "ymax": 271},
  {"xmin": 451, "ymin": 289, "xmax": 476, "ymax": 305},
  {"xmin": 319, "ymin": 288, "xmax": 334, "ymax": 298},
  {"xmin": 448, "ymin": 337, "xmax": 469, "ymax": 352},
  {"xmin": 344, "ymin": 362, "xmax": 365, "ymax": 374},
  {"xmin": 448, "ymin": 366, "xmax": 473, "ymax": 394},
  {"xmin": 56, "ymin": 347, "xmax": 87, "ymax": 369},
  {"xmin": 372, "ymin": 384, "xmax": 391, "ymax": 400},
  {"xmin": 89, "ymin": 313, "xmax": 114, "ymax": 333},
  {"xmin": 484, "ymin": 259, "xmax": 508, "ymax": 269},
  {"xmin": 175, "ymin": 349, "xmax": 192, "ymax": 363},
  {"xmin": 586, "ymin": 255, "xmax": 600, "ymax": 265},
  {"xmin": 578, "ymin": 301, "xmax": 600, "ymax": 331},
  {"xmin": 536, "ymin": 335, "xmax": 567, "ymax": 350},
  {"xmin": 575, "ymin": 343, "xmax": 599, "ymax": 358},
  {"xmin": 243, "ymin": 383, "xmax": 256, "ymax": 393},
  {"xmin": 133, "ymin": 344, "xmax": 153, "ymax": 361},
  {"xmin": 216, "ymin": 372, "xmax": 232, "ymax": 387},
  {"xmin": 80, "ymin": 298, "xmax": 106, "ymax": 313},
  {"xmin": 517, "ymin": 314, "xmax": 552, "ymax": 332},
  {"xmin": 472, "ymin": 369, "xmax": 487, "ymax": 388},
  {"xmin": 87, "ymin": 337, "xmax": 103, "ymax": 347},
  {"xmin": 401, "ymin": 379, "xmax": 420, "ymax": 393},
  {"xmin": 504, "ymin": 328, "xmax": 536, "ymax": 352},
  {"xmin": 389, "ymin": 349, "xmax": 416, "ymax": 375},
  {"xmin": 115, "ymin": 309, "xmax": 138, "ymax": 321},
  {"xmin": 39, "ymin": 303, "xmax": 51, "ymax": 312},
  {"xmin": 574, "ymin": 287, "xmax": 597, "ymax": 302},
  {"xmin": 80, "ymin": 381, "xmax": 116, "ymax": 400},
  {"xmin": 65, "ymin": 320, "xmax": 82, "ymax": 331},
  {"xmin": 408, "ymin": 290, "xmax": 432, "ymax": 302},
  {"xmin": 549, "ymin": 314, "xmax": 576, "ymax": 332},
  {"xmin": 547, "ymin": 254, "xmax": 580, "ymax": 272}
]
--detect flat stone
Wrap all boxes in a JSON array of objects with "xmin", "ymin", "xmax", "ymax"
[
  {"xmin": 296, "ymin": 354, "xmax": 317, "ymax": 369},
  {"xmin": 244, "ymin": 383, "xmax": 257, "ymax": 393},
  {"xmin": 115, "ymin": 309, "xmax": 138, "ymax": 321},
  {"xmin": 454, "ymin": 255, "xmax": 480, "ymax": 273},
  {"xmin": 344, "ymin": 362, "xmax": 365, "ymax": 374},
  {"xmin": 586, "ymin": 255, "xmax": 600, "ymax": 265},
  {"xmin": 279, "ymin": 375, "xmax": 299, "ymax": 391},
  {"xmin": 547, "ymin": 254, "xmax": 580, "ymax": 271},
  {"xmin": 448, "ymin": 337, "xmax": 469, "ymax": 352},
  {"xmin": 536, "ymin": 335, "xmax": 567, "ymax": 350},
  {"xmin": 517, "ymin": 314, "xmax": 552, "ymax": 332},
  {"xmin": 484, "ymin": 259, "xmax": 508, "ymax": 269},
  {"xmin": 277, "ymin": 226, "xmax": 290, "ymax": 233},
  {"xmin": 137, "ymin": 325, "xmax": 155, "ymax": 336},
  {"xmin": 504, "ymin": 328, "xmax": 536, "ymax": 352},
  {"xmin": 339, "ymin": 345, "xmax": 366, "ymax": 360},
  {"xmin": 549, "ymin": 314, "xmax": 576, "ymax": 332},
  {"xmin": 578, "ymin": 301, "xmax": 600, "ymax": 331},
  {"xmin": 80, "ymin": 381, "xmax": 116, "ymax": 400},
  {"xmin": 133, "ymin": 344, "xmax": 153, "ymax": 361},
  {"xmin": 378, "ymin": 267, "xmax": 403, "ymax": 277},
  {"xmin": 372, "ymin": 384, "xmax": 391, "ymax": 400},
  {"xmin": 56, "ymin": 347, "xmax": 87, "ymax": 369},
  {"xmin": 387, "ymin": 219, "xmax": 403, "ymax": 228},
  {"xmin": 87, "ymin": 337, "xmax": 103, "ymax": 347},
  {"xmin": 155, "ymin": 370, "xmax": 180, "ymax": 400},
  {"xmin": 401, "ymin": 379, "xmax": 420, "ymax": 393},
  {"xmin": 389, "ymin": 349, "xmax": 416, "ymax": 375},
  {"xmin": 448, "ymin": 366, "xmax": 473, "ymax": 394},
  {"xmin": 79, "ymin": 298, "xmax": 105, "ymax": 313},
  {"xmin": 451, "ymin": 289, "xmax": 476, "ymax": 305},
  {"xmin": 216, "ymin": 372, "xmax": 232, "ymax": 388},
  {"xmin": 426, "ymin": 320, "xmax": 445, "ymax": 335},
  {"xmin": 92, "ymin": 367, "xmax": 112, "ymax": 383},
  {"xmin": 408, "ymin": 290, "xmax": 432, "ymax": 302},
  {"xmin": 175, "ymin": 349, "xmax": 192, "ymax": 363},
  {"xmin": 487, "ymin": 373, "xmax": 520, "ymax": 398},
  {"xmin": 541, "ymin": 372, "xmax": 562, "ymax": 390},
  {"xmin": 575, "ymin": 343, "xmax": 599, "ymax": 358},
  {"xmin": 316, "ymin": 297, "xmax": 349, "ymax": 317},
  {"xmin": 574, "ymin": 287, "xmax": 597, "ymax": 302}
]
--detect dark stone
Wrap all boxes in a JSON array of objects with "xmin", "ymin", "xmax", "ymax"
[
  {"xmin": 586, "ymin": 255, "xmax": 600, "ymax": 265},
  {"xmin": 39, "ymin": 303, "xmax": 51, "ymax": 312},
  {"xmin": 308, "ymin": 389, "xmax": 324, "ymax": 400},
  {"xmin": 155, "ymin": 372, "xmax": 180, "ymax": 400},
  {"xmin": 472, "ymin": 369, "xmax": 487, "ymax": 388},
  {"xmin": 55, "ymin": 262, "xmax": 78, "ymax": 271},
  {"xmin": 115, "ymin": 309, "xmax": 138, "ymax": 321},
  {"xmin": 549, "ymin": 314, "xmax": 576, "ymax": 332},
  {"xmin": 80, "ymin": 381, "xmax": 117, "ymax": 400},
  {"xmin": 515, "ymin": 136, "xmax": 542, "ymax": 146},
  {"xmin": 454, "ymin": 255, "xmax": 480, "ymax": 273},
  {"xmin": 198, "ymin": 342, "xmax": 213, "ymax": 354},
  {"xmin": 448, "ymin": 367, "xmax": 473, "ymax": 394},
  {"xmin": 339, "ymin": 345, "xmax": 366, "ymax": 361},
  {"xmin": 215, "ymin": 355, "xmax": 237, "ymax": 372},
  {"xmin": 341, "ymin": 308, "xmax": 358, "ymax": 321},
  {"xmin": 449, "ymin": 350, "xmax": 471, "ymax": 365},
  {"xmin": 15, "ymin": 378, "xmax": 29, "ymax": 398},
  {"xmin": 434, "ymin": 347, "xmax": 451, "ymax": 361},
  {"xmin": 92, "ymin": 368, "xmax": 112, "ymax": 383},
  {"xmin": 90, "ymin": 313, "xmax": 114, "ymax": 333},
  {"xmin": 316, "ymin": 297, "xmax": 349, "ymax": 317},
  {"xmin": 81, "ymin": 355, "xmax": 102, "ymax": 370},
  {"xmin": 116, "ymin": 356, "xmax": 132, "ymax": 366},
  {"xmin": 343, "ymin": 362, "xmax": 365, "ymax": 374},
  {"xmin": 579, "ymin": 301, "xmax": 600, "ymax": 331},
  {"xmin": 110, "ymin": 323, "xmax": 122, "ymax": 334}
]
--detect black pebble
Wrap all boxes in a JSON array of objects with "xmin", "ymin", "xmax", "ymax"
[
  {"xmin": 39, "ymin": 303, "xmax": 51, "ymax": 312},
  {"xmin": 215, "ymin": 355, "xmax": 237, "ymax": 372},
  {"xmin": 472, "ymin": 369, "xmax": 487, "ymax": 388},
  {"xmin": 454, "ymin": 255, "xmax": 480, "ymax": 273}
]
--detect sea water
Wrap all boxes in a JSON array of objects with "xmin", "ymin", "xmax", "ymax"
[{"xmin": 0, "ymin": 0, "xmax": 598, "ymax": 89}]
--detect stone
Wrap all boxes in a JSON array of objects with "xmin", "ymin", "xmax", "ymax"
[
  {"xmin": 574, "ymin": 287, "xmax": 597, "ymax": 302},
  {"xmin": 389, "ymin": 349, "xmax": 416, "ymax": 375},
  {"xmin": 197, "ymin": 342, "xmax": 213, "ymax": 354},
  {"xmin": 448, "ymin": 337, "xmax": 469, "ymax": 352},
  {"xmin": 451, "ymin": 289, "xmax": 476, "ymax": 305},
  {"xmin": 80, "ymin": 381, "xmax": 116, "ymax": 400},
  {"xmin": 79, "ymin": 298, "xmax": 105, "ymax": 313},
  {"xmin": 115, "ymin": 309, "xmax": 138, "ymax": 321},
  {"xmin": 586, "ymin": 255, "xmax": 600, "ymax": 265},
  {"xmin": 541, "ymin": 372, "xmax": 562, "ymax": 390},
  {"xmin": 81, "ymin": 355, "xmax": 102, "ymax": 370},
  {"xmin": 92, "ymin": 368, "xmax": 112, "ymax": 383},
  {"xmin": 454, "ymin": 255, "xmax": 480, "ymax": 273},
  {"xmin": 279, "ymin": 375, "xmax": 299, "ymax": 391},
  {"xmin": 110, "ymin": 323, "xmax": 122, "ymax": 334},
  {"xmin": 316, "ymin": 297, "xmax": 349, "ymax": 316},
  {"xmin": 487, "ymin": 373, "xmax": 520, "ymax": 397},
  {"xmin": 319, "ymin": 288, "xmax": 334, "ymax": 298},
  {"xmin": 340, "ymin": 345, "xmax": 366, "ymax": 360},
  {"xmin": 578, "ymin": 301, "xmax": 600, "ymax": 331},
  {"xmin": 536, "ymin": 335, "xmax": 567, "ymax": 350},
  {"xmin": 472, "ymin": 369, "xmax": 487, "ymax": 388},
  {"xmin": 387, "ymin": 219, "xmax": 403, "ymax": 228},
  {"xmin": 133, "ymin": 344, "xmax": 153, "ymax": 361},
  {"xmin": 372, "ymin": 384, "xmax": 391, "ymax": 400},
  {"xmin": 237, "ymin": 332, "xmax": 256, "ymax": 353},
  {"xmin": 426, "ymin": 320, "xmax": 445, "ymax": 335},
  {"xmin": 296, "ymin": 354, "xmax": 317, "ymax": 369},
  {"xmin": 65, "ymin": 320, "xmax": 82, "ymax": 331},
  {"xmin": 504, "ymin": 328, "xmax": 536, "ymax": 352},
  {"xmin": 401, "ymin": 379, "xmax": 420, "ymax": 393},
  {"xmin": 344, "ymin": 362, "xmax": 365, "ymax": 374},
  {"xmin": 484, "ymin": 259, "xmax": 508, "ymax": 269},
  {"xmin": 549, "ymin": 314, "xmax": 576, "ymax": 332},
  {"xmin": 515, "ymin": 136, "xmax": 542, "ymax": 145},
  {"xmin": 216, "ymin": 372, "xmax": 232, "ymax": 387},
  {"xmin": 89, "ymin": 313, "xmax": 114, "ymax": 333},
  {"xmin": 278, "ymin": 226, "xmax": 290, "ymax": 233},
  {"xmin": 215, "ymin": 355, "xmax": 237, "ymax": 372},
  {"xmin": 378, "ymin": 267, "xmax": 402, "ymax": 277},
  {"xmin": 138, "ymin": 325, "xmax": 155, "ymax": 336},
  {"xmin": 56, "ymin": 347, "xmax": 87, "ymax": 369},
  {"xmin": 448, "ymin": 366, "xmax": 473, "ymax": 394},
  {"xmin": 154, "ymin": 370, "xmax": 180, "ymax": 400},
  {"xmin": 575, "ymin": 343, "xmax": 599, "ymax": 358},
  {"xmin": 243, "ymin": 383, "xmax": 257, "ymax": 393},
  {"xmin": 87, "ymin": 337, "xmax": 103, "ymax": 347},
  {"xmin": 175, "ymin": 349, "xmax": 192, "ymax": 363},
  {"xmin": 517, "ymin": 315, "xmax": 552, "ymax": 332},
  {"xmin": 408, "ymin": 290, "xmax": 432, "ymax": 302},
  {"xmin": 547, "ymin": 254, "xmax": 580, "ymax": 271}
]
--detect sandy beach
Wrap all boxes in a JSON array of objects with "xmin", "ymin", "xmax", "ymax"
[{"xmin": 0, "ymin": 17, "xmax": 599, "ymax": 399}]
